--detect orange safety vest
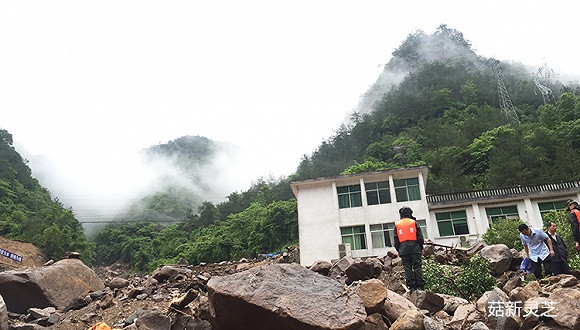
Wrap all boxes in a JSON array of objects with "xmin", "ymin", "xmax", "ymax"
[
  {"xmin": 395, "ymin": 218, "xmax": 417, "ymax": 243},
  {"xmin": 573, "ymin": 209, "xmax": 580, "ymax": 231}
]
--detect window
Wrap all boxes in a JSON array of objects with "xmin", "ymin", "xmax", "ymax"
[
  {"xmin": 538, "ymin": 201, "xmax": 567, "ymax": 220},
  {"xmin": 417, "ymin": 219, "xmax": 428, "ymax": 239},
  {"xmin": 370, "ymin": 223, "xmax": 395, "ymax": 248},
  {"xmin": 340, "ymin": 225, "xmax": 367, "ymax": 250},
  {"xmin": 486, "ymin": 205, "xmax": 519, "ymax": 224},
  {"xmin": 337, "ymin": 184, "xmax": 362, "ymax": 208},
  {"xmin": 365, "ymin": 181, "xmax": 391, "ymax": 205},
  {"xmin": 436, "ymin": 211, "xmax": 469, "ymax": 237},
  {"xmin": 394, "ymin": 178, "xmax": 420, "ymax": 202}
]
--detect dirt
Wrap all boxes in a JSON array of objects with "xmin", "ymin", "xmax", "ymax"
[{"xmin": 0, "ymin": 236, "xmax": 46, "ymax": 271}]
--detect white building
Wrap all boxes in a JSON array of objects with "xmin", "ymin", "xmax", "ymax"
[{"xmin": 290, "ymin": 166, "xmax": 580, "ymax": 266}]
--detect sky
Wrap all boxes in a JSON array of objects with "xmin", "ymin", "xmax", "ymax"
[{"xmin": 1, "ymin": 1, "xmax": 580, "ymax": 222}]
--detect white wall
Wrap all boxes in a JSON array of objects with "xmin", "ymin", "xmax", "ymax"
[{"xmin": 294, "ymin": 168, "xmax": 430, "ymax": 266}]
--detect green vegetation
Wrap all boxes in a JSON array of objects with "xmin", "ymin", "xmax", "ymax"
[
  {"xmin": 2, "ymin": 25, "xmax": 580, "ymax": 273},
  {"xmin": 482, "ymin": 218, "xmax": 525, "ymax": 250},
  {"xmin": 423, "ymin": 255, "xmax": 498, "ymax": 300},
  {"xmin": 92, "ymin": 199, "xmax": 298, "ymax": 272},
  {"xmin": 0, "ymin": 130, "xmax": 94, "ymax": 263}
]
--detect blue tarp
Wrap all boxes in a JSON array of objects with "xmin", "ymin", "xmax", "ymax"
[{"xmin": 520, "ymin": 257, "xmax": 532, "ymax": 273}]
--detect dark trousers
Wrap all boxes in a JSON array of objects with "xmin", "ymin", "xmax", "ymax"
[
  {"xmin": 401, "ymin": 254, "xmax": 424, "ymax": 290},
  {"xmin": 530, "ymin": 256, "xmax": 550, "ymax": 279},
  {"xmin": 546, "ymin": 260, "xmax": 570, "ymax": 276}
]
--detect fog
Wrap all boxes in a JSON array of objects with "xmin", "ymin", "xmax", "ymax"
[{"xmin": 2, "ymin": 1, "xmax": 580, "ymax": 232}]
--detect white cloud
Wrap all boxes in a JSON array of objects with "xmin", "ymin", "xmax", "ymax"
[{"xmin": 2, "ymin": 0, "xmax": 580, "ymax": 223}]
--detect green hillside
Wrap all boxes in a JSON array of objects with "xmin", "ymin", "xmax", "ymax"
[
  {"xmin": 3, "ymin": 25, "xmax": 579, "ymax": 272},
  {"xmin": 0, "ymin": 129, "xmax": 93, "ymax": 263},
  {"xmin": 293, "ymin": 25, "xmax": 580, "ymax": 192}
]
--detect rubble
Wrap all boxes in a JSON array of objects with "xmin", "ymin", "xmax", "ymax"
[{"xmin": 0, "ymin": 243, "xmax": 577, "ymax": 330}]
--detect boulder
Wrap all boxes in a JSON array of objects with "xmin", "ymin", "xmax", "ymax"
[
  {"xmin": 0, "ymin": 295, "xmax": 7, "ymax": 330},
  {"xmin": 390, "ymin": 309, "xmax": 425, "ymax": 330},
  {"xmin": 383, "ymin": 289, "xmax": 420, "ymax": 323},
  {"xmin": 485, "ymin": 288, "xmax": 510, "ymax": 329},
  {"xmin": 132, "ymin": 310, "xmax": 171, "ymax": 329},
  {"xmin": 364, "ymin": 313, "xmax": 388, "ymax": 330},
  {"xmin": 508, "ymin": 249, "xmax": 523, "ymax": 271},
  {"xmin": 547, "ymin": 287, "xmax": 580, "ymax": 330},
  {"xmin": 345, "ymin": 259, "xmax": 375, "ymax": 284},
  {"xmin": 423, "ymin": 316, "xmax": 446, "ymax": 330},
  {"xmin": 450, "ymin": 303, "xmax": 479, "ymax": 327},
  {"xmin": 479, "ymin": 244, "xmax": 512, "ymax": 276},
  {"xmin": 308, "ymin": 260, "xmax": 332, "ymax": 276},
  {"xmin": 107, "ymin": 277, "xmax": 130, "ymax": 289},
  {"xmin": 171, "ymin": 314, "xmax": 212, "ymax": 330},
  {"xmin": 357, "ymin": 279, "xmax": 387, "ymax": 312},
  {"xmin": 207, "ymin": 263, "xmax": 366, "ymax": 329},
  {"xmin": 466, "ymin": 241, "xmax": 487, "ymax": 257},
  {"xmin": 0, "ymin": 259, "xmax": 104, "ymax": 314},
  {"xmin": 469, "ymin": 321, "xmax": 490, "ymax": 330},
  {"xmin": 151, "ymin": 266, "xmax": 192, "ymax": 282},
  {"xmin": 410, "ymin": 290, "xmax": 444, "ymax": 314},
  {"xmin": 501, "ymin": 275, "xmax": 522, "ymax": 293},
  {"xmin": 438, "ymin": 293, "xmax": 469, "ymax": 315}
]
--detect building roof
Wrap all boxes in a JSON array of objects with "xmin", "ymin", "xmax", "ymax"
[
  {"xmin": 289, "ymin": 166, "xmax": 429, "ymax": 197},
  {"xmin": 427, "ymin": 180, "xmax": 580, "ymax": 208}
]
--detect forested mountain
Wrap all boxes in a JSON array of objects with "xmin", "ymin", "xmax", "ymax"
[
  {"xmin": 116, "ymin": 135, "xmax": 236, "ymax": 224},
  {"xmin": 293, "ymin": 24, "xmax": 580, "ymax": 193},
  {"xmin": 0, "ymin": 129, "xmax": 93, "ymax": 263}
]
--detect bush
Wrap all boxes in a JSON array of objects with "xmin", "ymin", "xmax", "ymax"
[
  {"xmin": 423, "ymin": 255, "xmax": 498, "ymax": 300},
  {"xmin": 482, "ymin": 218, "xmax": 524, "ymax": 250}
]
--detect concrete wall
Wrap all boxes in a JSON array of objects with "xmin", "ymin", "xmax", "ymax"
[{"xmin": 294, "ymin": 168, "xmax": 430, "ymax": 266}]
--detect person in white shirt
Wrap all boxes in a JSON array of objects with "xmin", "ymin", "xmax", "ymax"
[{"xmin": 518, "ymin": 223, "xmax": 555, "ymax": 279}]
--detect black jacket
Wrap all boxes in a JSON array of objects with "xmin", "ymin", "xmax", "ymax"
[
  {"xmin": 545, "ymin": 231, "xmax": 569, "ymax": 262},
  {"xmin": 393, "ymin": 217, "xmax": 424, "ymax": 255},
  {"xmin": 570, "ymin": 208, "xmax": 580, "ymax": 243}
]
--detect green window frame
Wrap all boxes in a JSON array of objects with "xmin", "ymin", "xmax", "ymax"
[
  {"xmin": 337, "ymin": 184, "xmax": 362, "ymax": 209},
  {"xmin": 538, "ymin": 200, "xmax": 567, "ymax": 220},
  {"xmin": 340, "ymin": 225, "xmax": 367, "ymax": 250},
  {"xmin": 485, "ymin": 205, "xmax": 519, "ymax": 224},
  {"xmin": 370, "ymin": 223, "xmax": 395, "ymax": 248},
  {"xmin": 394, "ymin": 178, "xmax": 420, "ymax": 202},
  {"xmin": 435, "ymin": 210, "xmax": 469, "ymax": 237},
  {"xmin": 365, "ymin": 181, "xmax": 391, "ymax": 205}
]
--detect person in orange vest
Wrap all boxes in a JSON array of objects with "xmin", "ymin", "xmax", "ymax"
[
  {"xmin": 567, "ymin": 200, "xmax": 580, "ymax": 251},
  {"xmin": 394, "ymin": 206, "xmax": 425, "ymax": 292}
]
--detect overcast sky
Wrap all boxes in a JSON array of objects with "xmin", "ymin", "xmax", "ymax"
[{"xmin": 2, "ymin": 1, "xmax": 580, "ymax": 218}]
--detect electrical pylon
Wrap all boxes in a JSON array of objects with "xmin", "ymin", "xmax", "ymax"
[
  {"xmin": 533, "ymin": 63, "xmax": 555, "ymax": 105},
  {"xmin": 494, "ymin": 61, "xmax": 520, "ymax": 123}
]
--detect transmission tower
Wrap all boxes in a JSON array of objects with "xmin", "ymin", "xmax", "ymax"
[
  {"xmin": 533, "ymin": 63, "xmax": 555, "ymax": 104},
  {"xmin": 494, "ymin": 62, "xmax": 520, "ymax": 123}
]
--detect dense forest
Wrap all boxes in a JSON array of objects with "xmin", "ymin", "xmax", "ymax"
[{"xmin": 1, "ymin": 25, "xmax": 579, "ymax": 271}]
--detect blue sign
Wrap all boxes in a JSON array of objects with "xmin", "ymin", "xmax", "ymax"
[{"xmin": 0, "ymin": 248, "xmax": 23, "ymax": 263}]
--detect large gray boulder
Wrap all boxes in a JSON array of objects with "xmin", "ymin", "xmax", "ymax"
[
  {"xmin": 0, "ymin": 259, "xmax": 104, "ymax": 313},
  {"xmin": 479, "ymin": 244, "xmax": 512, "ymax": 276},
  {"xmin": 383, "ymin": 289, "xmax": 420, "ymax": 323},
  {"xmin": 547, "ymin": 287, "xmax": 580, "ymax": 330},
  {"xmin": 207, "ymin": 263, "xmax": 366, "ymax": 330}
]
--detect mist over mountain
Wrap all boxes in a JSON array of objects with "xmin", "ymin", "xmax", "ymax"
[
  {"xmin": 296, "ymin": 24, "xmax": 580, "ymax": 193},
  {"xmin": 2, "ymin": 24, "xmax": 579, "ymax": 270},
  {"xmin": 87, "ymin": 135, "xmax": 240, "ymax": 232}
]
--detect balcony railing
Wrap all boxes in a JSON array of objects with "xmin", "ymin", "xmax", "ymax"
[{"xmin": 427, "ymin": 180, "xmax": 580, "ymax": 204}]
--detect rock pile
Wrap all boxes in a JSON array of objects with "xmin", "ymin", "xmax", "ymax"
[{"xmin": 0, "ymin": 243, "xmax": 578, "ymax": 329}]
